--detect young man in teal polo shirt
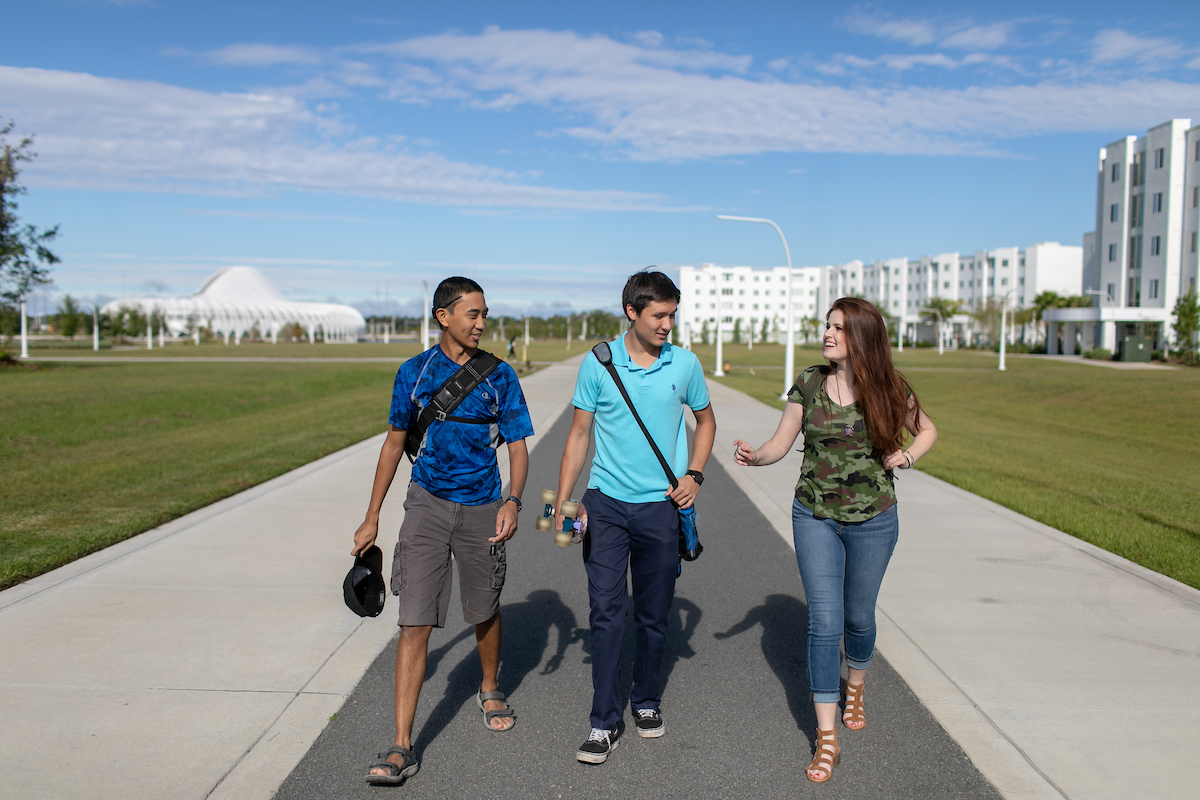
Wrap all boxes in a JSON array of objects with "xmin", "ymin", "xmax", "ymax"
[{"xmin": 555, "ymin": 270, "xmax": 716, "ymax": 764}]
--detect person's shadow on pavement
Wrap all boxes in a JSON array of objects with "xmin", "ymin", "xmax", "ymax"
[
  {"xmin": 714, "ymin": 593, "xmax": 816, "ymax": 736},
  {"xmin": 414, "ymin": 589, "xmax": 580, "ymax": 753}
]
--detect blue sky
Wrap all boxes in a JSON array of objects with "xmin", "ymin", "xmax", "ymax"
[{"xmin": 5, "ymin": 0, "xmax": 1199, "ymax": 317}]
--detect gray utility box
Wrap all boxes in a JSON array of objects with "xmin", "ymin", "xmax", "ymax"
[{"xmin": 1117, "ymin": 336, "xmax": 1151, "ymax": 362}]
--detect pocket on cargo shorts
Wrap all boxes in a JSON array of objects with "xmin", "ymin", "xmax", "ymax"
[
  {"xmin": 390, "ymin": 539, "xmax": 406, "ymax": 595},
  {"xmin": 489, "ymin": 542, "xmax": 507, "ymax": 590}
]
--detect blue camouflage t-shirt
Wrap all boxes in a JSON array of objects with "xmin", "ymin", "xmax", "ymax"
[{"xmin": 389, "ymin": 346, "xmax": 534, "ymax": 505}]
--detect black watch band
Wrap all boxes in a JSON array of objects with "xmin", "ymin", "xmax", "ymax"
[
  {"xmin": 505, "ymin": 495, "xmax": 522, "ymax": 511},
  {"xmin": 685, "ymin": 470, "xmax": 704, "ymax": 486}
]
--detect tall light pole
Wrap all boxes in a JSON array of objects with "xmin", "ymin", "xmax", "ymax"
[
  {"xmin": 718, "ymin": 215, "xmax": 794, "ymax": 400},
  {"xmin": 713, "ymin": 313, "xmax": 725, "ymax": 376},
  {"xmin": 76, "ymin": 301, "xmax": 100, "ymax": 351},
  {"xmin": 421, "ymin": 280, "xmax": 430, "ymax": 350},
  {"xmin": 998, "ymin": 290, "xmax": 1016, "ymax": 371}
]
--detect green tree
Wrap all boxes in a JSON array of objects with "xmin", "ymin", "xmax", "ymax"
[
  {"xmin": 760, "ymin": 316, "xmax": 770, "ymax": 344},
  {"xmin": 1, "ymin": 121, "xmax": 59, "ymax": 311},
  {"xmin": 700, "ymin": 318, "xmax": 711, "ymax": 346},
  {"xmin": 732, "ymin": 317, "xmax": 742, "ymax": 344},
  {"xmin": 58, "ymin": 294, "xmax": 80, "ymax": 339},
  {"xmin": 1173, "ymin": 289, "xmax": 1200, "ymax": 364}
]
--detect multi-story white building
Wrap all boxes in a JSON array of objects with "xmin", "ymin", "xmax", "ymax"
[
  {"xmin": 1050, "ymin": 118, "xmax": 1200, "ymax": 354},
  {"xmin": 680, "ymin": 241, "xmax": 1080, "ymax": 346}
]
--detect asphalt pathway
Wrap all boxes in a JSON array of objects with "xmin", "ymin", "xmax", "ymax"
[{"xmin": 275, "ymin": 404, "xmax": 999, "ymax": 800}]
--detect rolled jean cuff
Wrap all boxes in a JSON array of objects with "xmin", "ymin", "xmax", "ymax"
[
  {"xmin": 812, "ymin": 690, "xmax": 840, "ymax": 704},
  {"xmin": 846, "ymin": 654, "xmax": 873, "ymax": 671}
]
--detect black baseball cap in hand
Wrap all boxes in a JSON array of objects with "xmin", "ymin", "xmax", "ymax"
[{"xmin": 343, "ymin": 545, "xmax": 387, "ymax": 618}]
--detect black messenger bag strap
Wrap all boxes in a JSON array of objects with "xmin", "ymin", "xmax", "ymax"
[
  {"xmin": 591, "ymin": 341, "xmax": 678, "ymax": 490},
  {"xmin": 404, "ymin": 350, "xmax": 503, "ymax": 463}
]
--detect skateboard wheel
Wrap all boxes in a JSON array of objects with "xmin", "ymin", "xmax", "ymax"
[
  {"xmin": 561, "ymin": 500, "xmax": 579, "ymax": 518},
  {"xmin": 541, "ymin": 488, "xmax": 558, "ymax": 505},
  {"xmin": 535, "ymin": 516, "xmax": 552, "ymax": 531},
  {"xmin": 554, "ymin": 531, "xmax": 572, "ymax": 547}
]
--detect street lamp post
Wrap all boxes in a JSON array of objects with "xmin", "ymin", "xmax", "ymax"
[
  {"xmin": 718, "ymin": 215, "xmax": 794, "ymax": 400},
  {"xmin": 76, "ymin": 301, "xmax": 100, "ymax": 351},
  {"xmin": 421, "ymin": 280, "xmax": 430, "ymax": 350},
  {"xmin": 998, "ymin": 290, "xmax": 1016, "ymax": 371},
  {"xmin": 713, "ymin": 313, "xmax": 725, "ymax": 377}
]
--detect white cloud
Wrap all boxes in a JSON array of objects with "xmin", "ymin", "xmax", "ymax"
[
  {"xmin": 0, "ymin": 65, "xmax": 671, "ymax": 210},
  {"xmin": 842, "ymin": 10, "xmax": 1016, "ymax": 51},
  {"xmin": 842, "ymin": 9, "xmax": 938, "ymax": 47},
  {"xmin": 374, "ymin": 29, "xmax": 1200, "ymax": 160},
  {"xmin": 201, "ymin": 43, "xmax": 325, "ymax": 67},
  {"xmin": 1091, "ymin": 29, "xmax": 1183, "ymax": 65}
]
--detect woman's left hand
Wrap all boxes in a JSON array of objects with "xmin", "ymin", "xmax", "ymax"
[{"xmin": 883, "ymin": 450, "xmax": 912, "ymax": 470}]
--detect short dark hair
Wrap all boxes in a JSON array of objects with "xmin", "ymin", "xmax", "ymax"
[
  {"xmin": 622, "ymin": 269, "xmax": 680, "ymax": 316},
  {"xmin": 432, "ymin": 277, "xmax": 484, "ymax": 329}
]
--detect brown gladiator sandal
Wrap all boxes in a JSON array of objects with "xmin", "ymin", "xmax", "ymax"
[
  {"xmin": 842, "ymin": 682, "xmax": 866, "ymax": 730},
  {"xmin": 806, "ymin": 728, "xmax": 840, "ymax": 783}
]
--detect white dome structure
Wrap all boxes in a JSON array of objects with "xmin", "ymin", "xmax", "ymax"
[{"xmin": 101, "ymin": 266, "xmax": 366, "ymax": 344}]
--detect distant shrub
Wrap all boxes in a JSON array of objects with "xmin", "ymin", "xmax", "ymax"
[
  {"xmin": 1152, "ymin": 350, "xmax": 1164, "ymax": 362},
  {"xmin": 1083, "ymin": 348, "xmax": 1112, "ymax": 361}
]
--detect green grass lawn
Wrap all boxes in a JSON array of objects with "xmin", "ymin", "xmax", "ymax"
[
  {"xmin": 704, "ymin": 344, "xmax": 1200, "ymax": 590},
  {"xmin": 8, "ymin": 341, "xmax": 1198, "ymax": 591},
  {"xmin": 0, "ymin": 339, "xmax": 581, "ymax": 590}
]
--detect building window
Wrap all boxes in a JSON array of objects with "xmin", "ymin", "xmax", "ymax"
[
  {"xmin": 721, "ymin": 288, "xmax": 733, "ymax": 295},
  {"xmin": 1129, "ymin": 235, "xmax": 1142, "ymax": 270},
  {"xmin": 1150, "ymin": 236, "xmax": 1161, "ymax": 256},
  {"xmin": 1152, "ymin": 193, "xmax": 1162, "ymax": 213},
  {"xmin": 1130, "ymin": 194, "xmax": 1144, "ymax": 227},
  {"xmin": 1106, "ymin": 283, "xmax": 1115, "ymax": 302},
  {"xmin": 1110, "ymin": 204, "xmax": 1118, "ymax": 222},
  {"xmin": 1193, "ymin": 186, "xmax": 1198, "ymax": 208},
  {"xmin": 1154, "ymin": 148, "xmax": 1164, "ymax": 169},
  {"xmin": 1111, "ymin": 163, "xmax": 1120, "ymax": 182},
  {"xmin": 1149, "ymin": 279, "xmax": 1159, "ymax": 300},
  {"xmin": 944, "ymin": 282, "xmax": 950, "ymax": 289},
  {"xmin": 1001, "ymin": 278, "xmax": 1008, "ymax": 286},
  {"xmin": 1192, "ymin": 231, "xmax": 1198, "ymax": 253},
  {"xmin": 723, "ymin": 273, "xmax": 732, "ymax": 281},
  {"xmin": 1195, "ymin": 141, "xmax": 1200, "ymax": 161},
  {"xmin": 1001, "ymin": 259, "xmax": 1009, "ymax": 267},
  {"xmin": 988, "ymin": 278, "xmax": 995, "ymax": 286}
]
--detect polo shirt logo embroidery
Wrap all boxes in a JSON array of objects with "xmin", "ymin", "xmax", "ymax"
[{"xmin": 672, "ymin": 384, "xmax": 676, "ymax": 391}]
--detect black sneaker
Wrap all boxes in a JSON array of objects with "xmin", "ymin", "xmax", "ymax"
[
  {"xmin": 576, "ymin": 725, "xmax": 621, "ymax": 763},
  {"xmin": 633, "ymin": 708, "xmax": 665, "ymax": 738}
]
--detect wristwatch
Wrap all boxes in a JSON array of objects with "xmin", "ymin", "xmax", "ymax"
[
  {"xmin": 505, "ymin": 495, "xmax": 523, "ymax": 511},
  {"xmin": 685, "ymin": 470, "xmax": 704, "ymax": 486}
]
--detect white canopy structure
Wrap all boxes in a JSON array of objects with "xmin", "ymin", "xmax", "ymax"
[{"xmin": 101, "ymin": 267, "xmax": 366, "ymax": 344}]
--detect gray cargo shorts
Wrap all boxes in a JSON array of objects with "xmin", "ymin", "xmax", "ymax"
[{"xmin": 390, "ymin": 481, "xmax": 507, "ymax": 628}]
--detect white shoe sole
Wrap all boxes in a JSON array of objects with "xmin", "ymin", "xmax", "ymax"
[
  {"xmin": 576, "ymin": 737, "xmax": 619, "ymax": 764},
  {"xmin": 636, "ymin": 724, "xmax": 665, "ymax": 738}
]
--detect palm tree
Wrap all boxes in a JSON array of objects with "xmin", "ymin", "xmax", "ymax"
[{"xmin": 1032, "ymin": 291, "xmax": 1062, "ymax": 345}]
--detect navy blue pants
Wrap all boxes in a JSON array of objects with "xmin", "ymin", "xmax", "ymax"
[{"xmin": 582, "ymin": 488, "xmax": 679, "ymax": 730}]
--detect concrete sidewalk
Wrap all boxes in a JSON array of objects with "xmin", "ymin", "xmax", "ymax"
[
  {"xmin": 706, "ymin": 378, "xmax": 1200, "ymax": 800},
  {"xmin": 3, "ymin": 354, "xmax": 1198, "ymax": 800}
]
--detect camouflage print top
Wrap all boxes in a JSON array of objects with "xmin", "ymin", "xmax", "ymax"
[{"xmin": 787, "ymin": 366, "xmax": 896, "ymax": 523}]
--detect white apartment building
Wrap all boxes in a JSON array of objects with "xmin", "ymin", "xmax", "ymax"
[
  {"xmin": 1049, "ymin": 118, "xmax": 1200, "ymax": 354},
  {"xmin": 680, "ymin": 241, "xmax": 1080, "ymax": 346}
]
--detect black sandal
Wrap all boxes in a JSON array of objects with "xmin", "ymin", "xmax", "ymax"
[
  {"xmin": 365, "ymin": 745, "xmax": 419, "ymax": 786},
  {"xmin": 476, "ymin": 688, "xmax": 516, "ymax": 732}
]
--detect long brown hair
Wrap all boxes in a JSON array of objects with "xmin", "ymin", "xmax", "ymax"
[{"xmin": 828, "ymin": 297, "xmax": 923, "ymax": 455}]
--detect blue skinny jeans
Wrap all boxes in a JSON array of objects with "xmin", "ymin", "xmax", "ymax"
[{"xmin": 792, "ymin": 498, "xmax": 899, "ymax": 704}]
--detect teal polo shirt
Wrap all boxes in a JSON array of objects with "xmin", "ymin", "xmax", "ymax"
[{"xmin": 572, "ymin": 333, "xmax": 710, "ymax": 504}]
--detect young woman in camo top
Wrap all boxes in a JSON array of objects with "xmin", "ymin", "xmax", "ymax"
[{"xmin": 733, "ymin": 296, "xmax": 937, "ymax": 784}]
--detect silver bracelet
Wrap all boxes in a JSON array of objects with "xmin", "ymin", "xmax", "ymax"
[{"xmin": 903, "ymin": 450, "xmax": 914, "ymax": 468}]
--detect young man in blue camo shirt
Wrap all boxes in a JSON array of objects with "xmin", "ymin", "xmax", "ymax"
[{"xmin": 353, "ymin": 277, "xmax": 534, "ymax": 785}]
